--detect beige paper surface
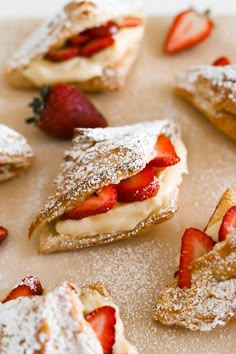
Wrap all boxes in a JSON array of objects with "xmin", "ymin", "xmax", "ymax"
[{"xmin": 0, "ymin": 17, "xmax": 236, "ymax": 353}]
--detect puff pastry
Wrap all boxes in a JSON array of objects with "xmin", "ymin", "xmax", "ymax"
[
  {"xmin": 28, "ymin": 120, "xmax": 187, "ymax": 254},
  {"xmin": 153, "ymin": 189, "xmax": 236, "ymax": 331},
  {"xmin": 5, "ymin": 0, "xmax": 144, "ymax": 91},
  {"xmin": 175, "ymin": 65, "xmax": 236, "ymax": 141},
  {"xmin": 0, "ymin": 124, "xmax": 34, "ymax": 182},
  {"xmin": 0, "ymin": 281, "xmax": 137, "ymax": 353}
]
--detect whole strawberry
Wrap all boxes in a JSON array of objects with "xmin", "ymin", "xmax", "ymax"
[{"xmin": 26, "ymin": 84, "xmax": 108, "ymax": 138}]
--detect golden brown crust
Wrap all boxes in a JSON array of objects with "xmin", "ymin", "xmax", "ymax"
[
  {"xmin": 28, "ymin": 120, "xmax": 186, "ymax": 253},
  {"xmin": 4, "ymin": 0, "xmax": 144, "ymax": 91},
  {"xmin": 175, "ymin": 65, "xmax": 236, "ymax": 141},
  {"xmin": 153, "ymin": 189, "xmax": 236, "ymax": 331}
]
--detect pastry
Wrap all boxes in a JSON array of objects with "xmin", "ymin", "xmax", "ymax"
[
  {"xmin": 0, "ymin": 123, "xmax": 35, "ymax": 182},
  {"xmin": 4, "ymin": 0, "xmax": 144, "ymax": 91},
  {"xmin": 28, "ymin": 120, "xmax": 187, "ymax": 254},
  {"xmin": 175, "ymin": 64, "xmax": 236, "ymax": 141},
  {"xmin": 153, "ymin": 188, "xmax": 236, "ymax": 331},
  {"xmin": 0, "ymin": 276, "xmax": 137, "ymax": 353}
]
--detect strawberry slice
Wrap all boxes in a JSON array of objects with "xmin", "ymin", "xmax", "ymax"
[
  {"xmin": 218, "ymin": 206, "xmax": 236, "ymax": 242},
  {"xmin": 62, "ymin": 184, "xmax": 117, "ymax": 220},
  {"xmin": 164, "ymin": 9, "xmax": 213, "ymax": 54},
  {"xmin": 45, "ymin": 46, "xmax": 79, "ymax": 62},
  {"xmin": 119, "ymin": 16, "xmax": 143, "ymax": 28},
  {"xmin": 178, "ymin": 228, "xmax": 215, "ymax": 288},
  {"xmin": 79, "ymin": 36, "xmax": 115, "ymax": 56},
  {"xmin": 213, "ymin": 56, "xmax": 231, "ymax": 66},
  {"xmin": 85, "ymin": 306, "xmax": 116, "ymax": 354},
  {"xmin": 148, "ymin": 135, "xmax": 180, "ymax": 168},
  {"xmin": 0, "ymin": 226, "xmax": 8, "ymax": 244},
  {"xmin": 84, "ymin": 21, "xmax": 119, "ymax": 38},
  {"xmin": 2, "ymin": 275, "xmax": 43, "ymax": 303},
  {"xmin": 68, "ymin": 33, "xmax": 91, "ymax": 46},
  {"xmin": 116, "ymin": 166, "xmax": 160, "ymax": 203}
]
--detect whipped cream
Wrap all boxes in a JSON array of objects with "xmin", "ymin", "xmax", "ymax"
[
  {"xmin": 56, "ymin": 139, "xmax": 187, "ymax": 237},
  {"xmin": 23, "ymin": 26, "xmax": 143, "ymax": 86}
]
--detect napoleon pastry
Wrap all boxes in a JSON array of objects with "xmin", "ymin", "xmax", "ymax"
[
  {"xmin": 5, "ymin": 0, "xmax": 144, "ymax": 91},
  {"xmin": 28, "ymin": 120, "xmax": 187, "ymax": 254},
  {"xmin": 175, "ymin": 64, "xmax": 236, "ymax": 141},
  {"xmin": 153, "ymin": 189, "xmax": 236, "ymax": 331},
  {"xmin": 0, "ymin": 279, "xmax": 137, "ymax": 353},
  {"xmin": 0, "ymin": 124, "xmax": 34, "ymax": 182}
]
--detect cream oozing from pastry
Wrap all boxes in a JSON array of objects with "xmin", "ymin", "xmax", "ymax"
[
  {"xmin": 22, "ymin": 26, "xmax": 143, "ymax": 86},
  {"xmin": 56, "ymin": 139, "xmax": 187, "ymax": 237}
]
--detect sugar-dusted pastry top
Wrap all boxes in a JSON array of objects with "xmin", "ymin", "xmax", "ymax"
[
  {"xmin": 175, "ymin": 64, "xmax": 236, "ymax": 140},
  {"xmin": 0, "ymin": 281, "xmax": 137, "ymax": 353},
  {"xmin": 29, "ymin": 120, "xmax": 181, "ymax": 239},
  {"xmin": 176, "ymin": 64, "xmax": 236, "ymax": 107},
  {"xmin": 0, "ymin": 124, "xmax": 34, "ymax": 164},
  {"xmin": 6, "ymin": 0, "xmax": 142, "ymax": 72},
  {"xmin": 153, "ymin": 189, "xmax": 236, "ymax": 331}
]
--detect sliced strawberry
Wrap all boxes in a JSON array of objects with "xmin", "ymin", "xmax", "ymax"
[
  {"xmin": 62, "ymin": 184, "xmax": 117, "ymax": 220},
  {"xmin": 178, "ymin": 228, "xmax": 215, "ymax": 289},
  {"xmin": 68, "ymin": 33, "xmax": 91, "ymax": 46},
  {"xmin": 164, "ymin": 9, "xmax": 213, "ymax": 54},
  {"xmin": 119, "ymin": 16, "xmax": 143, "ymax": 28},
  {"xmin": 79, "ymin": 36, "xmax": 115, "ymax": 56},
  {"xmin": 148, "ymin": 135, "xmax": 180, "ymax": 168},
  {"xmin": 0, "ymin": 226, "xmax": 8, "ymax": 244},
  {"xmin": 218, "ymin": 206, "xmax": 236, "ymax": 242},
  {"xmin": 84, "ymin": 21, "xmax": 119, "ymax": 38},
  {"xmin": 85, "ymin": 306, "xmax": 116, "ymax": 354},
  {"xmin": 45, "ymin": 46, "xmax": 79, "ymax": 62},
  {"xmin": 2, "ymin": 275, "xmax": 43, "ymax": 303},
  {"xmin": 116, "ymin": 166, "xmax": 160, "ymax": 203},
  {"xmin": 213, "ymin": 56, "xmax": 231, "ymax": 66}
]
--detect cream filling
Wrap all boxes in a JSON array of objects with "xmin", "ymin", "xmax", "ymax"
[
  {"xmin": 80, "ymin": 290, "xmax": 138, "ymax": 354},
  {"xmin": 22, "ymin": 27, "xmax": 143, "ymax": 86},
  {"xmin": 56, "ymin": 139, "xmax": 188, "ymax": 237},
  {"xmin": 205, "ymin": 220, "xmax": 221, "ymax": 242}
]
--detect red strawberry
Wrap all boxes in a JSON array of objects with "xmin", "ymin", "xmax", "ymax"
[
  {"xmin": 84, "ymin": 21, "xmax": 119, "ymax": 38},
  {"xmin": 26, "ymin": 84, "xmax": 108, "ymax": 139},
  {"xmin": 0, "ymin": 226, "xmax": 8, "ymax": 244},
  {"xmin": 218, "ymin": 206, "xmax": 236, "ymax": 242},
  {"xmin": 62, "ymin": 184, "xmax": 117, "ymax": 220},
  {"xmin": 148, "ymin": 135, "xmax": 180, "ymax": 168},
  {"xmin": 45, "ymin": 46, "xmax": 79, "ymax": 62},
  {"xmin": 178, "ymin": 228, "xmax": 215, "ymax": 288},
  {"xmin": 2, "ymin": 275, "xmax": 43, "ymax": 303},
  {"xmin": 164, "ymin": 9, "xmax": 213, "ymax": 54},
  {"xmin": 68, "ymin": 33, "xmax": 91, "ymax": 45},
  {"xmin": 119, "ymin": 16, "xmax": 143, "ymax": 28},
  {"xmin": 213, "ymin": 56, "xmax": 231, "ymax": 66},
  {"xmin": 85, "ymin": 306, "xmax": 116, "ymax": 354},
  {"xmin": 116, "ymin": 166, "xmax": 160, "ymax": 203},
  {"xmin": 79, "ymin": 36, "xmax": 115, "ymax": 56}
]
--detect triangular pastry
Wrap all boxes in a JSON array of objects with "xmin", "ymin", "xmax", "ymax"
[
  {"xmin": 5, "ymin": 0, "xmax": 144, "ymax": 91},
  {"xmin": 0, "ymin": 280, "xmax": 137, "ymax": 353},
  {"xmin": 153, "ymin": 189, "xmax": 236, "ymax": 331},
  {"xmin": 28, "ymin": 120, "xmax": 187, "ymax": 253},
  {"xmin": 0, "ymin": 124, "xmax": 35, "ymax": 182},
  {"xmin": 175, "ymin": 65, "xmax": 236, "ymax": 141}
]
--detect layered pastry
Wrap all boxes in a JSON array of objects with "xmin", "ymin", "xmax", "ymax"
[
  {"xmin": 0, "ymin": 124, "xmax": 34, "ymax": 182},
  {"xmin": 0, "ymin": 276, "xmax": 137, "ymax": 353},
  {"xmin": 4, "ymin": 0, "xmax": 144, "ymax": 91},
  {"xmin": 28, "ymin": 120, "xmax": 187, "ymax": 253},
  {"xmin": 153, "ymin": 188, "xmax": 236, "ymax": 331},
  {"xmin": 175, "ymin": 64, "xmax": 236, "ymax": 141}
]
